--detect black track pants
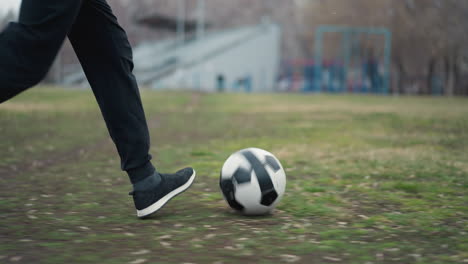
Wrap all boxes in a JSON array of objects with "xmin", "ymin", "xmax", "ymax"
[{"xmin": 0, "ymin": 0, "xmax": 155, "ymax": 183}]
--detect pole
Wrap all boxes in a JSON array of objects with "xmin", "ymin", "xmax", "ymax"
[
  {"xmin": 177, "ymin": 0, "xmax": 186, "ymax": 45},
  {"xmin": 196, "ymin": 0, "xmax": 205, "ymax": 40},
  {"xmin": 314, "ymin": 27, "xmax": 324, "ymax": 92},
  {"xmin": 343, "ymin": 31, "xmax": 351, "ymax": 93}
]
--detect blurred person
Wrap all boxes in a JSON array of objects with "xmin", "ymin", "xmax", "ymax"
[
  {"xmin": 365, "ymin": 49, "xmax": 382, "ymax": 93},
  {"xmin": 0, "ymin": 0, "xmax": 196, "ymax": 218}
]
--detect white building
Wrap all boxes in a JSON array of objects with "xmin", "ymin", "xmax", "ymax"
[{"xmin": 134, "ymin": 21, "xmax": 281, "ymax": 92}]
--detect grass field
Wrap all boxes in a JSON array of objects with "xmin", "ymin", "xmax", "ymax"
[{"xmin": 0, "ymin": 87, "xmax": 467, "ymax": 264}]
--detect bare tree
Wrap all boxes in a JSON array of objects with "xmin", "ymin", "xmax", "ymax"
[{"xmin": 302, "ymin": 0, "xmax": 468, "ymax": 95}]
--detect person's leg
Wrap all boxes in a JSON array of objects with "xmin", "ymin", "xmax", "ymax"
[
  {"xmin": 0, "ymin": 0, "xmax": 82, "ymax": 103},
  {"xmin": 68, "ymin": 0, "xmax": 196, "ymax": 218},
  {"xmin": 67, "ymin": 0, "xmax": 155, "ymax": 183}
]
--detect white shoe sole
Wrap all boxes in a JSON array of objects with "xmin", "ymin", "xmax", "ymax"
[{"xmin": 136, "ymin": 170, "xmax": 196, "ymax": 218}]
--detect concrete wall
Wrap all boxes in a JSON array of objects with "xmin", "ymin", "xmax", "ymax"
[{"xmin": 152, "ymin": 24, "xmax": 281, "ymax": 92}]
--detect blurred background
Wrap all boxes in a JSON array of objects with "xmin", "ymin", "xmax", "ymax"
[
  {"xmin": 1, "ymin": 2, "xmax": 468, "ymax": 263},
  {"xmin": 1, "ymin": 0, "xmax": 468, "ymax": 96}
]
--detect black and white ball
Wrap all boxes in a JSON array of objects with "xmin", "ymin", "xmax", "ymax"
[{"xmin": 219, "ymin": 148, "xmax": 286, "ymax": 215}]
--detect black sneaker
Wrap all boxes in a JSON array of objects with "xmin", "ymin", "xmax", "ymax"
[{"xmin": 129, "ymin": 168, "xmax": 196, "ymax": 218}]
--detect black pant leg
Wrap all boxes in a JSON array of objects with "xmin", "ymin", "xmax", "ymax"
[
  {"xmin": 67, "ymin": 0, "xmax": 155, "ymax": 182},
  {"xmin": 0, "ymin": 0, "xmax": 82, "ymax": 103}
]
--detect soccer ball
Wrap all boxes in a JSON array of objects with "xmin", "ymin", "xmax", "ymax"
[{"xmin": 219, "ymin": 148, "xmax": 286, "ymax": 215}]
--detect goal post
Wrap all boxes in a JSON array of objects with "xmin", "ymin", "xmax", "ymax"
[{"xmin": 314, "ymin": 25, "xmax": 392, "ymax": 94}]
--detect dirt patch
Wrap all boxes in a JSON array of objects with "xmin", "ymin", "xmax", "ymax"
[{"xmin": 0, "ymin": 136, "xmax": 112, "ymax": 177}]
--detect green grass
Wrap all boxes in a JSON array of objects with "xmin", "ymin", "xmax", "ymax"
[{"xmin": 1, "ymin": 87, "xmax": 467, "ymax": 264}]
